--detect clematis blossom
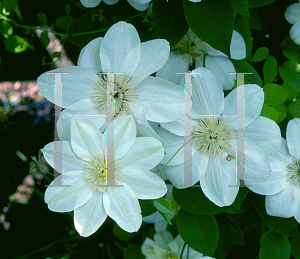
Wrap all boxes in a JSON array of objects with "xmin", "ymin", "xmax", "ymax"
[
  {"xmin": 42, "ymin": 115, "xmax": 167, "ymax": 237},
  {"xmin": 156, "ymin": 28, "xmax": 246, "ymax": 90},
  {"xmin": 80, "ymin": 0, "xmax": 151, "ymax": 11},
  {"xmin": 285, "ymin": 0, "xmax": 300, "ymax": 45},
  {"xmin": 37, "ymin": 21, "xmax": 184, "ymax": 141},
  {"xmin": 246, "ymin": 118, "xmax": 300, "ymax": 223},
  {"xmin": 156, "ymin": 67, "xmax": 281, "ymax": 207}
]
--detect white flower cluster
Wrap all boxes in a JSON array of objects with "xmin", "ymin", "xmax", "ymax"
[
  {"xmin": 37, "ymin": 19, "xmax": 298, "ymax": 255},
  {"xmin": 285, "ymin": 0, "xmax": 300, "ymax": 45}
]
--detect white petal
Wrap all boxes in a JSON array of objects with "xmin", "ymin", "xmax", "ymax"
[
  {"xmin": 141, "ymin": 238, "xmax": 156, "ymax": 257},
  {"xmin": 156, "ymin": 52, "xmax": 189, "ymax": 85},
  {"xmin": 285, "ymin": 3, "xmax": 300, "ymax": 24},
  {"xmin": 103, "ymin": 182, "xmax": 142, "ymax": 232},
  {"xmin": 71, "ymin": 118, "xmax": 104, "ymax": 161},
  {"xmin": 200, "ymin": 155, "xmax": 239, "ymax": 207},
  {"xmin": 121, "ymin": 167, "xmax": 167, "ymax": 199},
  {"xmin": 245, "ymin": 116, "xmax": 281, "ymax": 156},
  {"xmin": 204, "ymin": 56, "xmax": 236, "ymax": 90},
  {"xmin": 58, "ymin": 99, "xmax": 106, "ymax": 141},
  {"xmin": 129, "ymin": 103, "xmax": 164, "ymax": 142},
  {"xmin": 230, "ymin": 30, "xmax": 246, "ymax": 60},
  {"xmin": 119, "ymin": 137, "xmax": 164, "ymax": 170},
  {"xmin": 45, "ymin": 171, "xmax": 92, "ymax": 212},
  {"xmin": 77, "ymin": 37, "xmax": 102, "ymax": 73},
  {"xmin": 102, "ymin": 115, "xmax": 136, "ymax": 160},
  {"xmin": 42, "ymin": 141, "xmax": 87, "ymax": 174},
  {"xmin": 165, "ymin": 150, "xmax": 208, "ymax": 188},
  {"xmin": 131, "ymin": 39, "xmax": 170, "ymax": 85},
  {"xmin": 287, "ymin": 118, "xmax": 300, "ymax": 160},
  {"xmin": 266, "ymin": 186, "xmax": 300, "ymax": 218},
  {"xmin": 246, "ymin": 161, "xmax": 289, "ymax": 195},
  {"xmin": 268, "ymin": 138, "xmax": 294, "ymax": 165},
  {"xmin": 80, "ymin": 0, "xmax": 101, "ymax": 7},
  {"xmin": 154, "ymin": 231, "xmax": 173, "ymax": 250},
  {"xmin": 74, "ymin": 192, "xmax": 107, "ymax": 237},
  {"xmin": 160, "ymin": 117, "xmax": 186, "ymax": 137},
  {"xmin": 135, "ymin": 76, "xmax": 184, "ymax": 122},
  {"xmin": 222, "ymin": 84, "xmax": 264, "ymax": 129},
  {"xmin": 127, "ymin": 0, "xmax": 149, "ymax": 11},
  {"xmin": 290, "ymin": 21, "xmax": 300, "ymax": 45},
  {"xmin": 293, "ymin": 205, "xmax": 300, "ymax": 224},
  {"xmin": 103, "ymin": 0, "xmax": 119, "ymax": 4},
  {"xmin": 100, "ymin": 21, "xmax": 141, "ymax": 75},
  {"xmin": 37, "ymin": 66, "xmax": 98, "ymax": 108},
  {"xmin": 191, "ymin": 67, "xmax": 224, "ymax": 115},
  {"xmin": 238, "ymin": 141, "xmax": 271, "ymax": 181},
  {"xmin": 142, "ymin": 211, "xmax": 160, "ymax": 224},
  {"xmin": 206, "ymin": 45, "xmax": 227, "ymax": 57}
]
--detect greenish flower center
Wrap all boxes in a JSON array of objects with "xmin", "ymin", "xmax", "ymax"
[
  {"xmin": 84, "ymin": 154, "xmax": 121, "ymax": 192},
  {"xmin": 286, "ymin": 159, "xmax": 300, "ymax": 187},
  {"xmin": 92, "ymin": 74, "xmax": 138, "ymax": 116},
  {"xmin": 172, "ymin": 29, "xmax": 210, "ymax": 65},
  {"xmin": 164, "ymin": 253, "xmax": 178, "ymax": 259},
  {"xmin": 192, "ymin": 117, "xmax": 233, "ymax": 157}
]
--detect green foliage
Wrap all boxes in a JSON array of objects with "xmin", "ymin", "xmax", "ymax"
[
  {"xmin": 140, "ymin": 200, "xmax": 156, "ymax": 217},
  {"xmin": 263, "ymin": 55, "xmax": 278, "ymax": 85},
  {"xmin": 252, "ymin": 47, "xmax": 269, "ymax": 62},
  {"xmin": 2, "ymin": 0, "xmax": 18, "ymax": 14},
  {"xmin": 248, "ymin": 0, "xmax": 274, "ymax": 8},
  {"xmin": 288, "ymin": 100, "xmax": 300, "ymax": 118},
  {"xmin": 291, "ymin": 237, "xmax": 300, "ymax": 259},
  {"xmin": 152, "ymin": 197, "xmax": 173, "ymax": 214},
  {"xmin": 124, "ymin": 244, "xmax": 144, "ymax": 259},
  {"xmin": 40, "ymin": 30, "xmax": 50, "ymax": 47},
  {"xmin": 282, "ymin": 82, "xmax": 299, "ymax": 102},
  {"xmin": 183, "ymin": 0, "xmax": 234, "ymax": 56},
  {"xmin": 234, "ymin": 14, "xmax": 252, "ymax": 59},
  {"xmin": 152, "ymin": 0, "xmax": 188, "ymax": 48},
  {"xmin": 281, "ymin": 36, "xmax": 300, "ymax": 63},
  {"xmin": 177, "ymin": 209, "xmax": 219, "ymax": 256},
  {"xmin": 231, "ymin": 0, "xmax": 250, "ymax": 17},
  {"xmin": 4, "ymin": 35, "xmax": 34, "ymax": 53},
  {"xmin": 36, "ymin": 13, "xmax": 48, "ymax": 25},
  {"xmin": 263, "ymin": 84, "xmax": 288, "ymax": 105},
  {"xmin": 259, "ymin": 231, "xmax": 291, "ymax": 259},
  {"xmin": 279, "ymin": 61, "xmax": 300, "ymax": 93},
  {"xmin": 0, "ymin": 20, "xmax": 13, "ymax": 38},
  {"xmin": 260, "ymin": 104, "xmax": 281, "ymax": 121},
  {"xmin": 272, "ymin": 104, "xmax": 287, "ymax": 123}
]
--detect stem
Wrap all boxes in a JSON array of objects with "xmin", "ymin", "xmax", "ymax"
[{"xmin": 180, "ymin": 243, "xmax": 187, "ymax": 259}]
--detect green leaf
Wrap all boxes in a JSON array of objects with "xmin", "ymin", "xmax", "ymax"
[
  {"xmin": 36, "ymin": 13, "xmax": 48, "ymax": 24},
  {"xmin": 291, "ymin": 237, "xmax": 300, "ymax": 259},
  {"xmin": 263, "ymin": 55, "xmax": 278, "ymax": 85},
  {"xmin": 231, "ymin": 0, "xmax": 250, "ymax": 17},
  {"xmin": 113, "ymin": 224, "xmax": 135, "ymax": 242},
  {"xmin": 252, "ymin": 47, "xmax": 269, "ymax": 62},
  {"xmin": 259, "ymin": 231, "xmax": 291, "ymax": 259},
  {"xmin": 282, "ymin": 83, "xmax": 299, "ymax": 102},
  {"xmin": 249, "ymin": 8, "xmax": 266, "ymax": 30},
  {"xmin": 65, "ymin": 4, "xmax": 71, "ymax": 16},
  {"xmin": 177, "ymin": 209, "xmax": 219, "ymax": 256},
  {"xmin": 4, "ymin": 35, "xmax": 34, "ymax": 53},
  {"xmin": 55, "ymin": 16, "xmax": 72, "ymax": 30},
  {"xmin": 124, "ymin": 244, "xmax": 144, "ymax": 259},
  {"xmin": 152, "ymin": 0, "xmax": 188, "ymax": 47},
  {"xmin": 274, "ymin": 219, "xmax": 300, "ymax": 238},
  {"xmin": 263, "ymin": 84, "xmax": 288, "ymax": 105},
  {"xmin": 260, "ymin": 104, "xmax": 280, "ymax": 121},
  {"xmin": 2, "ymin": 0, "xmax": 18, "ymax": 14},
  {"xmin": 52, "ymin": 51, "xmax": 61, "ymax": 61},
  {"xmin": 281, "ymin": 36, "xmax": 300, "ymax": 63},
  {"xmin": 218, "ymin": 187, "xmax": 248, "ymax": 214},
  {"xmin": 234, "ymin": 14, "xmax": 252, "ymax": 60},
  {"xmin": 0, "ymin": 20, "xmax": 13, "ymax": 38},
  {"xmin": 288, "ymin": 100, "xmax": 300, "ymax": 118},
  {"xmin": 272, "ymin": 104, "xmax": 287, "ymax": 123},
  {"xmin": 279, "ymin": 61, "xmax": 300, "ymax": 93},
  {"xmin": 173, "ymin": 187, "xmax": 222, "ymax": 215},
  {"xmin": 231, "ymin": 59, "xmax": 263, "ymax": 86},
  {"xmin": 40, "ymin": 30, "xmax": 50, "ymax": 47},
  {"xmin": 158, "ymin": 210, "xmax": 172, "ymax": 225},
  {"xmin": 248, "ymin": 0, "xmax": 274, "ymax": 8},
  {"xmin": 183, "ymin": 0, "xmax": 234, "ymax": 56},
  {"xmin": 152, "ymin": 198, "xmax": 173, "ymax": 214},
  {"xmin": 139, "ymin": 200, "xmax": 156, "ymax": 217}
]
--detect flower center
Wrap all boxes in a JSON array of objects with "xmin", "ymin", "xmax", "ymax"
[
  {"xmin": 192, "ymin": 117, "xmax": 233, "ymax": 157},
  {"xmin": 164, "ymin": 253, "xmax": 178, "ymax": 259},
  {"xmin": 92, "ymin": 74, "xmax": 138, "ymax": 116},
  {"xmin": 84, "ymin": 154, "xmax": 121, "ymax": 192},
  {"xmin": 172, "ymin": 29, "xmax": 210, "ymax": 65},
  {"xmin": 286, "ymin": 159, "xmax": 300, "ymax": 187}
]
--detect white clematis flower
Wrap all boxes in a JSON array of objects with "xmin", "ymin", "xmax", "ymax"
[
  {"xmin": 142, "ymin": 230, "xmax": 214, "ymax": 259},
  {"xmin": 80, "ymin": 0, "xmax": 151, "ymax": 11},
  {"xmin": 42, "ymin": 115, "xmax": 167, "ymax": 237},
  {"xmin": 37, "ymin": 21, "xmax": 183, "ymax": 141},
  {"xmin": 143, "ymin": 184, "xmax": 180, "ymax": 232},
  {"xmin": 156, "ymin": 28, "xmax": 246, "ymax": 90},
  {"xmin": 156, "ymin": 67, "xmax": 282, "ymax": 207},
  {"xmin": 285, "ymin": 1, "xmax": 300, "ymax": 45},
  {"xmin": 246, "ymin": 118, "xmax": 300, "ymax": 223}
]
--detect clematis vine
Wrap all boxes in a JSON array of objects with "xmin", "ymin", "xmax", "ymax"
[
  {"xmin": 156, "ymin": 67, "xmax": 282, "ymax": 207},
  {"xmin": 37, "ymin": 21, "xmax": 184, "ymax": 141},
  {"xmin": 285, "ymin": 0, "xmax": 300, "ymax": 45},
  {"xmin": 156, "ymin": 28, "xmax": 246, "ymax": 90},
  {"xmin": 42, "ymin": 115, "xmax": 167, "ymax": 237},
  {"xmin": 246, "ymin": 118, "xmax": 300, "ymax": 223},
  {"xmin": 141, "ymin": 230, "xmax": 214, "ymax": 259}
]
